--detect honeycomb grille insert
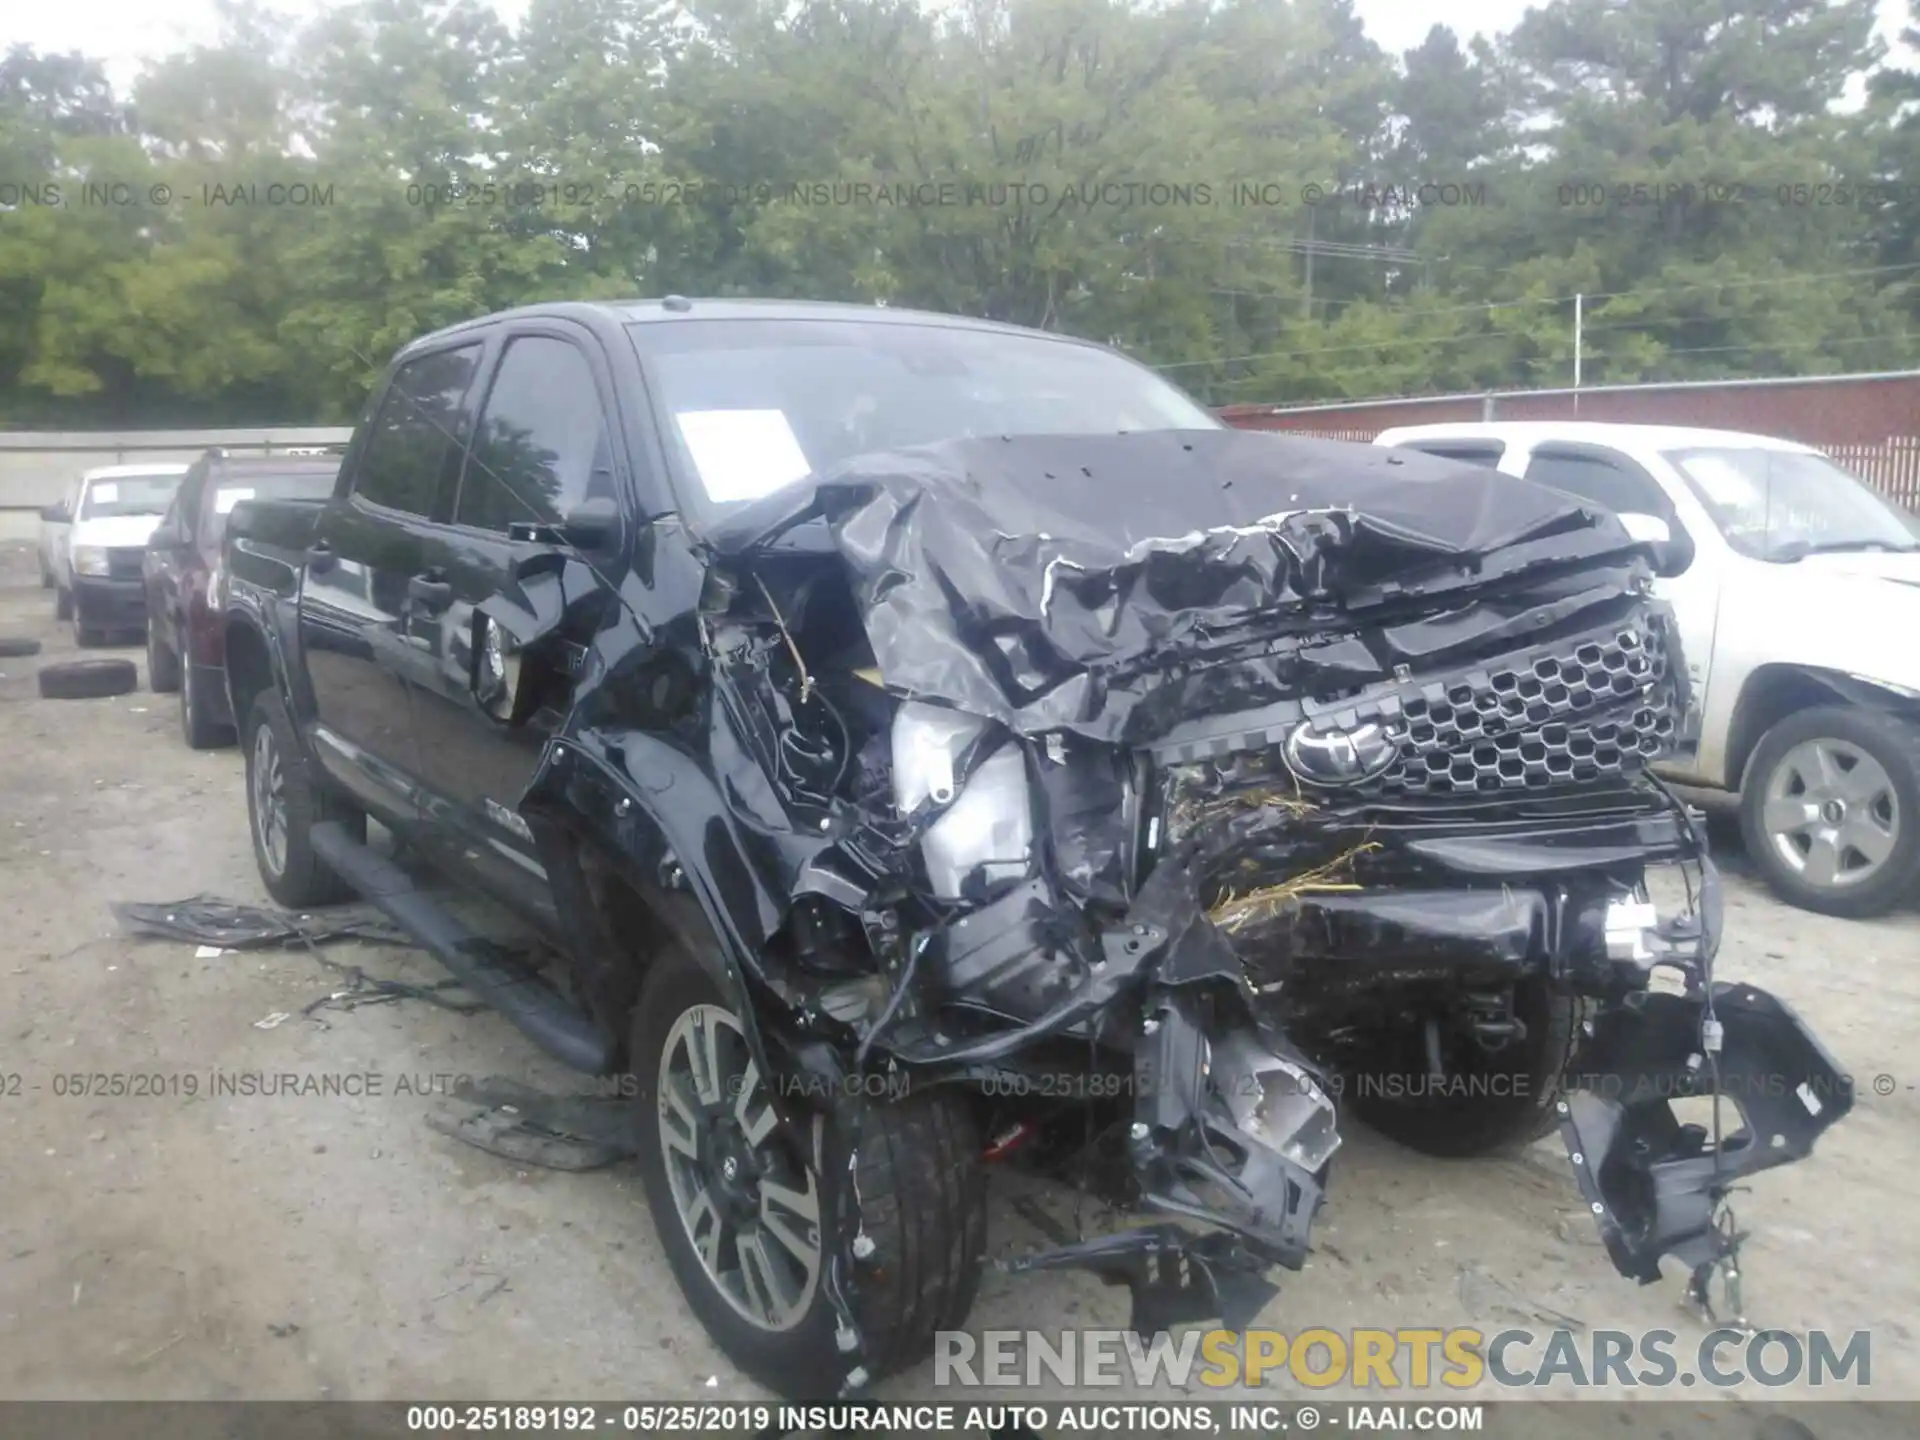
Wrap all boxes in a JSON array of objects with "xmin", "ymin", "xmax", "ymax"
[{"xmin": 1379, "ymin": 619, "xmax": 1677, "ymax": 797}]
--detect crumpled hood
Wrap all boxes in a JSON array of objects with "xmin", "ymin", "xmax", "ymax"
[{"xmin": 710, "ymin": 429, "xmax": 1657, "ymax": 742}]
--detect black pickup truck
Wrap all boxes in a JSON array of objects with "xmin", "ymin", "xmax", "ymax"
[{"xmin": 221, "ymin": 298, "xmax": 1850, "ymax": 1398}]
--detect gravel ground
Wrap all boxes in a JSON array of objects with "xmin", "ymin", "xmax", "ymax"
[{"xmin": 1, "ymin": 539, "xmax": 1914, "ymax": 1430}]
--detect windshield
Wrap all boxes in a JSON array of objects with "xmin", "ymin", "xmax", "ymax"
[
  {"xmin": 1662, "ymin": 447, "xmax": 1919, "ymax": 561},
  {"xmin": 80, "ymin": 473, "xmax": 183, "ymax": 520},
  {"xmin": 626, "ymin": 318, "xmax": 1218, "ymax": 509}
]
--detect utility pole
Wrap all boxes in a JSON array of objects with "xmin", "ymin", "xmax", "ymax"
[
  {"xmin": 1574, "ymin": 292, "xmax": 1584, "ymax": 391},
  {"xmin": 1301, "ymin": 205, "xmax": 1316, "ymax": 319}
]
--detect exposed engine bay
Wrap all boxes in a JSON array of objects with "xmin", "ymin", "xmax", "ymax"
[{"xmin": 515, "ymin": 429, "xmax": 1852, "ymax": 1345}]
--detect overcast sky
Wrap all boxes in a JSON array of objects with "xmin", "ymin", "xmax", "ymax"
[{"xmin": 8, "ymin": 0, "xmax": 1915, "ymax": 95}]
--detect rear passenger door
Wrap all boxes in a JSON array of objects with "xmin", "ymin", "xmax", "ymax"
[
  {"xmin": 406, "ymin": 327, "xmax": 626, "ymax": 910},
  {"xmin": 300, "ymin": 341, "xmax": 485, "ymax": 821}
]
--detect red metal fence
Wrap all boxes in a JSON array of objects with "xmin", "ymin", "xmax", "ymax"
[{"xmin": 1218, "ymin": 370, "xmax": 1920, "ymax": 510}]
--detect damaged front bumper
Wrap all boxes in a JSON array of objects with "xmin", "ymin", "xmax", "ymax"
[{"xmin": 990, "ymin": 840, "xmax": 1849, "ymax": 1335}]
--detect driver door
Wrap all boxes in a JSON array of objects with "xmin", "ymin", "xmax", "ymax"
[{"xmin": 404, "ymin": 327, "xmax": 629, "ymax": 920}]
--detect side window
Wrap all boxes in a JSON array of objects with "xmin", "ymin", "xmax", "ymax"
[
  {"xmin": 455, "ymin": 336, "xmax": 616, "ymax": 532},
  {"xmin": 1522, "ymin": 449, "xmax": 1671, "ymax": 519},
  {"xmin": 1400, "ymin": 441, "xmax": 1505, "ymax": 468},
  {"xmin": 353, "ymin": 344, "xmax": 484, "ymax": 517}
]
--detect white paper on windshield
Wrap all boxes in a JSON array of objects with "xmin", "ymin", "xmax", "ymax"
[
  {"xmin": 91, "ymin": 482, "xmax": 120, "ymax": 504},
  {"xmin": 215, "ymin": 487, "xmax": 256, "ymax": 514},
  {"xmin": 674, "ymin": 409, "xmax": 812, "ymax": 503}
]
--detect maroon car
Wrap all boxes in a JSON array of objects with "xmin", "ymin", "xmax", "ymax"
[{"xmin": 144, "ymin": 450, "xmax": 341, "ymax": 747}]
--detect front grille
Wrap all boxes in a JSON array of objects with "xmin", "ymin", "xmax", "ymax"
[
  {"xmin": 108, "ymin": 546, "xmax": 145, "ymax": 580},
  {"xmin": 1376, "ymin": 615, "xmax": 1678, "ymax": 797},
  {"xmin": 1152, "ymin": 610, "xmax": 1684, "ymax": 820}
]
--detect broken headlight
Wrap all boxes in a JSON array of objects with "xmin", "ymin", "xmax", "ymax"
[{"xmin": 891, "ymin": 701, "xmax": 1034, "ymax": 901}]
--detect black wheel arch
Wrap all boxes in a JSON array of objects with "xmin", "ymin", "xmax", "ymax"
[{"xmin": 523, "ymin": 731, "xmax": 809, "ymax": 1089}]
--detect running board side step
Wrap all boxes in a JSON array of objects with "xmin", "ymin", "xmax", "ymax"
[{"xmin": 309, "ymin": 821, "xmax": 615, "ymax": 1073}]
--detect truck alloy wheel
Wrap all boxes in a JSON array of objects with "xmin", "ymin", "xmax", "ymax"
[
  {"xmin": 252, "ymin": 721, "xmax": 289, "ymax": 877},
  {"xmin": 243, "ymin": 691, "xmax": 362, "ymax": 908},
  {"xmin": 658, "ymin": 1003, "xmax": 824, "ymax": 1331},
  {"xmin": 630, "ymin": 945, "xmax": 986, "ymax": 1397},
  {"xmin": 1741, "ymin": 705, "xmax": 1920, "ymax": 918}
]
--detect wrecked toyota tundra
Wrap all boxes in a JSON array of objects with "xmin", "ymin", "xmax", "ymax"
[{"xmin": 220, "ymin": 300, "xmax": 1851, "ymax": 1398}]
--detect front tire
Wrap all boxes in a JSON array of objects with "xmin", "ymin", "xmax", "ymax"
[
  {"xmin": 1740, "ymin": 705, "xmax": 1920, "ymax": 918},
  {"xmin": 631, "ymin": 946, "xmax": 986, "ymax": 1397},
  {"xmin": 244, "ymin": 689, "xmax": 364, "ymax": 907},
  {"xmin": 1344, "ymin": 979, "xmax": 1588, "ymax": 1158}
]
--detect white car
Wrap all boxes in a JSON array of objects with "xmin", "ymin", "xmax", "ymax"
[
  {"xmin": 1375, "ymin": 421, "xmax": 1920, "ymax": 918},
  {"xmin": 48, "ymin": 462, "xmax": 191, "ymax": 645}
]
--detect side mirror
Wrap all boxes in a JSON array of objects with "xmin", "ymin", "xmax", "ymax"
[
  {"xmin": 471, "ymin": 608, "xmax": 537, "ymax": 725},
  {"xmin": 507, "ymin": 495, "xmax": 620, "ymax": 552},
  {"xmin": 40, "ymin": 502, "xmax": 70, "ymax": 523},
  {"xmin": 224, "ymin": 499, "xmax": 263, "ymax": 541},
  {"xmin": 1618, "ymin": 512, "xmax": 1695, "ymax": 578}
]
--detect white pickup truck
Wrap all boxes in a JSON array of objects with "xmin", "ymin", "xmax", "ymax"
[{"xmin": 1375, "ymin": 421, "xmax": 1920, "ymax": 918}]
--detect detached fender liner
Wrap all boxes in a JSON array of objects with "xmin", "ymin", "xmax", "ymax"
[
  {"xmin": 1560, "ymin": 982, "xmax": 1852, "ymax": 1286},
  {"xmin": 308, "ymin": 821, "xmax": 615, "ymax": 1073}
]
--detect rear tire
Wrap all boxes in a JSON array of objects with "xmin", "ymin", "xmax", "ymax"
[
  {"xmin": 244, "ymin": 689, "xmax": 364, "ymax": 908},
  {"xmin": 630, "ymin": 946, "xmax": 986, "ymax": 1398},
  {"xmin": 147, "ymin": 627, "xmax": 182, "ymax": 693},
  {"xmin": 1344, "ymin": 979, "xmax": 1588, "ymax": 1158},
  {"xmin": 181, "ymin": 661, "xmax": 235, "ymax": 749},
  {"xmin": 1739, "ymin": 705, "xmax": 1920, "ymax": 918}
]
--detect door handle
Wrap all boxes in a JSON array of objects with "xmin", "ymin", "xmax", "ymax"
[
  {"xmin": 408, "ymin": 571, "xmax": 453, "ymax": 608},
  {"xmin": 305, "ymin": 540, "xmax": 336, "ymax": 572}
]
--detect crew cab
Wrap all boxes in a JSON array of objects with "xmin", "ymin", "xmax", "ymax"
[
  {"xmin": 1375, "ymin": 422, "xmax": 1920, "ymax": 917},
  {"xmin": 46, "ymin": 463, "xmax": 191, "ymax": 644},
  {"xmin": 144, "ymin": 449, "xmax": 342, "ymax": 748},
  {"xmin": 218, "ymin": 303, "xmax": 1849, "ymax": 1398}
]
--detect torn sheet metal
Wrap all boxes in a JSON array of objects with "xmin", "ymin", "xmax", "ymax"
[
  {"xmin": 114, "ymin": 895, "xmax": 409, "ymax": 949},
  {"xmin": 705, "ymin": 429, "xmax": 1659, "ymax": 742}
]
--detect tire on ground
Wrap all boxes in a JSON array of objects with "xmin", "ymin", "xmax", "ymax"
[
  {"xmin": 1344, "ymin": 978, "xmax": 1589, "ymax": 1158},
  {"xmin": 244, "ymin": 689, "xmax": 365, "ymax": 908},
  {"xmin": 1739, "ymin": 703, "xmax": 1920, "ymax": 919},
  {"xmin": 37, "ymin": 659, "xmax": 138, "ymax": 700},
  {"xmin": 630, "ymin": 944, "xmax": 987, "ymax": 1398},
  {"xmin": 0, "ymin": 637, "xmax": 43, "ymax": 658}
]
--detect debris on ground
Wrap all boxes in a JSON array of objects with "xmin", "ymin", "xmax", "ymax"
[
  {"xmin": 114, "ymin": 894, "xmax": 409, "ymax": 950},
  {"xmin": 424, "ymin": 1076, "xmax": 640, "ymax": 1171},
  {"xmin": 116, "ymin": 892, "xmax": 486, "ymax": 1021}
]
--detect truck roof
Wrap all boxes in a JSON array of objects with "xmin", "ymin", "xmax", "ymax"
[
  {"xmin": 1374, "ymin": 420, "xmax": 1823, "ymax": 453},
  {"xmin": 81, "ymin": 462, "xmax": 192, "ymax": 483},
  {"xmin": 398, "ymin": 297, "xmax": 1095, "ymax": 355}
]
